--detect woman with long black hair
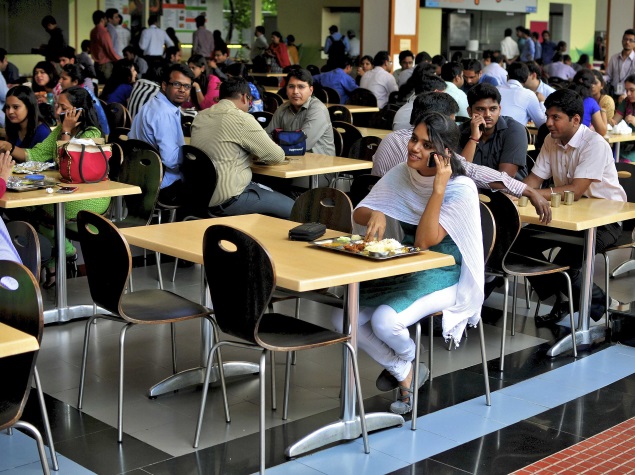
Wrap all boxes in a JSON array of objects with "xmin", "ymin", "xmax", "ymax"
[
  {"xmin": 186, "ymin": 54, "xmax": 220, "ymax": 110},
  {"xmin": 3, "ymin": 86, "xmax": 50, "ymax": 149}
]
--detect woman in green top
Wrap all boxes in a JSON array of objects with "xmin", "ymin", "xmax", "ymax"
[{"xmin": 0, "ymin": 87, "xmax": 110, "ymax": 286}]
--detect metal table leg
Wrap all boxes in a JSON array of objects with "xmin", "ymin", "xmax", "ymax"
[
  {"xmin": 547, "ymin": 227, "xmax": 606, "ymax": 356},
  {"xmin": 285, "ymin": 282, "xmax": 404, "ymax": 458},
  {"xmin": 614, "ymin": 142, "xmax": 621, "ymax": 163}
]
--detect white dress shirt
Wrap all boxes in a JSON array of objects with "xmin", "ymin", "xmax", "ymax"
[
  {"xmin": 548, "ymin": 61, "xmax": 576, "ymax": 80},
  {"xmin": 139, "ymin": 25, "xmax": 174, "ymax": 56},
  {"xmin": 360, "ymin": 66, "xmax": 398, "ymax": 108},
  {"xmin": 500, "ymin": 37, "xmax": 519, "ymax": 61},
  {"xmin": 497, "ymin": 80, "xmax": 546, "ymax": 127},
  {"xmin": 482, "ymin": 62, "xmax": 508, "ymax": 86}
]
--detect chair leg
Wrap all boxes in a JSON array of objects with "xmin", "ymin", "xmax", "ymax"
[
  {"xmin": 411, "ymin": 322, "xmax": 422, "ymax": 431},
  {"xmin": 155, "ymin": 251, "xmax": 164, "ymax": 289},
  {"xmin": 291, "ymin": 299, "xmax": 300, "ymax": 365},
  {"xmin": 118, "ymin": 323, "xmax": 133, "ymax": 443},
  {"xmin": 33, "ymin": 367, "xmax": 59, "ymax": 471},
  {"xmin": 428, "ymin": 317, "xmax": 433, "ymax": 381},
  {"xmin": 13, "ymin": 421, "xmax": 51, "ymax": 475},
  {"xmin": 344, "ymin": 342, "xmax": 369, "ymax": 454},
  {"xmin": 477, "ymin": 322, "xmax": 492, "ymax": 406},
  {"xmin": 270, "ymin": 351, "xmax": 277, "ymax": 411},
  {"xmin": 259, "ymin": 350, "xmax": 267, "ymax": 474},
  {"xmin": 524, "ymin": 278, "xmax": 531, "ymax": 309},
  {"xmin": 500, "ymin": 276, "xmax": 509, "ymax": 372},
  {"xmin": 511, "ymin": 276, "xmax": 518, "ymax": 337},
  {"xmin": 283, "ymin": 352, "xmax": 292, "ymax": 420},
  {"xmin": 171, "ymin": 323, "xmax": 177, "ymax": 374},
  {"xmin": 209, "ymin": 319, "xmax": 230, "ymax": 423},
  {"xmin": 78, "ymin": 315, "xmax": 98, "ymax": 409},
  {"xmin": 603, "ymin": 252, "xmax": 611, "ymax": 329},
  {"xmin": 561, "ymin": 272, "xmax": 578, "ymax": 358}
]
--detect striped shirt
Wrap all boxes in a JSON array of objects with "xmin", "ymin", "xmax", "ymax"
[
  {"xmin": 191, "ymin": 99, "xmax": 285, "ymax": 207},
  {"xmin": 128, "ymin": 79, "xmax": 160, "ymax": 119},
  {"xmin": 371, "ymin": 127, "xmax": 527, "ymax": 197}
]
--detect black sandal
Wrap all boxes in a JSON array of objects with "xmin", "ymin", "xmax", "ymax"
[{"xmin": 43, "ymin": 267, "xmax": 56, "ymax": 289}]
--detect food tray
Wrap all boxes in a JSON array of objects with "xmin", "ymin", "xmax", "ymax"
[
  {"xmin": 12, "ymin": 161, "xmax": 56, "ymax": 174},
  {"xmin": 6, "ymin": 176, "xmax": 57, "ymax": 192},
  {"xmin": 311, "ymin": 236, "xmax": 422, "ymax": 260}
]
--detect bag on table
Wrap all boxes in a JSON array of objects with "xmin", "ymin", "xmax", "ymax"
[
  {"xmin": 58, "ymin": 139, "xmax": 111, "ymax": 184},
  {"xmin": 272, "ymin": 128, "xmax": 307, "ymax": 156}
]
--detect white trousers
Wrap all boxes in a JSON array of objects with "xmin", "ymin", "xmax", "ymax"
[{"xmin": 333, "ymin": 284, "xmax": 458, "ymax": 381}]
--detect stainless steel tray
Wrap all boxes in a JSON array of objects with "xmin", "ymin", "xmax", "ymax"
[{"xmin": 311, "ymin": 236, "xmax": 422, "ymax": 260}]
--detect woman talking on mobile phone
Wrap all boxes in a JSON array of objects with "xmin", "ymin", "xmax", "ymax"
[
  {"xmin": 0, "ymin": 87, "xmax": 108, "ymax": 288},
  {"xmin": 332, "ymin": 112, "xmax": 484, "ymax": 415}
]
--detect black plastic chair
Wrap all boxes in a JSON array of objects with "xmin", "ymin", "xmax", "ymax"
[
  {"xmin": 321, "ymin": 86, "xmax": 341, "ymax": 104},
  {"xmin": 76, "ymin": 211, "xmax": 213, "ymax": 443},
  {"xmin": 332, "ymin": 127, "xmax": 343, "ymax": 157},
  {"xmin": 108, "ymin": 126, "xmax": 130, "ymax": 148},
  {"xmin": 349, "ymin": 174, "xmax": 380, "ymax": 207},
  {"xmin": 107, "ymin": 142, "xmax": 124, "ymax": 181},
  {"xmin": 0, "ymin": 261, "xmax": 51, "ymax": 474},
  {"xmin": 290, "ymin": 187, "xmax": 353, "ymax": 234},
  {"xmin": 181, "ymin": 114, "xmax": 193, "ymax": 137},
  {"xmin": 251, "ymin": 111, "xmax": 274, "ymax": 129},
  {"xmin": 105, "ymin": 102, "xmax": 132, "ymax": 132},
  {"xmin": 348, "ymin": 136, "xmax": 382, "ymax": 161},
  {"xmin": 306, "ymin": 64, "xmax": 320, "ymax": 76},
  {"xmin": 328, "ymin": 105, "xmax": 353, "ymax": 124},
  {"xmin": 193, "ymin": 224, "xmax": 369, "ymax": 473},
  {"xmin": 276, "ymin": 87, "xmax": 288, "ymax": 99},
  {"xmin": 262, "ymin": 93, "xmax": 280, "ymax": 113},
  {"xmin": 5, "ymin": 221, "xmax": 41, "ymax": 282},
  {"xmin": 332, "ymin": 120, "xmax": 363, "ymax": 158},
  {"xmin": 312, "ymin": 85, "xmax": 329, "ymax": 103},
  {"xmin": 347, "ymin": 88, "xmax": 378, "ymax": 107},
  {"xmin": 368, "ymin": 108, "xmax": 396, "ymax": 130}
]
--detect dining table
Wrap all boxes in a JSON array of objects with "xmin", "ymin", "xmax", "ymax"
[
  {"xmin": 0, "ymin": 322, "xmax": 39, "ymax": 358},
  {"xmin": 606, "ymin": 132, "xmax": 635, "ymax": 162},
  {"xmin": 357, "ymin": 127, "xmax": 391, "ymax": 139},
  {"xmin": 345, "ymin": 105, "xmax": 381, "ymax": 114},
  {"xmin": 120, "ymin": 213, "xmax": 456, "ymax": 456},
  {"xmin": 517, "ymin": 197, "xmax": 635, "ymax": 356},
  {"xmin": 0, "ymin": 171, "xmax": 141, "ymax": 324}
]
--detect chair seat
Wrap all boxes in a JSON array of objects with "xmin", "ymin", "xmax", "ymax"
[
  {"xmin": 272, "ymin": 288, "xmax": 344, "ymax": 307},
  {"xmin": 256, "ymin": 313, "xmax": 349, "ymax": 351},
  {"xmin": 605, "ymin": 230, "xmax": 635, "ymax": 252},
  {"xmin": 119, "ymin": 289, "xmax": 211, "ymax": 324},
  {"xmin": 502, "ymin": 252, "xmax": 570, "ymax": 277}
]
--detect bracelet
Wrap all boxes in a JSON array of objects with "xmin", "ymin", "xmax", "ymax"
[
  {"xmin": 61, "ymin": 131, "xmax": 71, "ymax": 137},
  {"xmin": 550, "ymin": 187, "xmax": 554, "ymax": 195},
  {"xmin": 469, "ymin": 137, "xmax": 479, "ymax": 144},
  {"xmin": 196, "ymin": 89, "xmax": 202, "ymax": 94}
]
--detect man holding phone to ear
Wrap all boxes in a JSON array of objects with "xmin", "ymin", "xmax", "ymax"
[{"xmin": 459, "ymin": 83, "xmax": 528, "ymax": 180}]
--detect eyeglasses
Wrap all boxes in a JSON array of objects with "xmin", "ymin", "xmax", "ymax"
[
  {"xmin": 168, "ymin": 81, "xmax": 192, "ymax": 91},
  {"xmin": 624, "ymin": 37, "xmax": 635, "ymax": 43}
]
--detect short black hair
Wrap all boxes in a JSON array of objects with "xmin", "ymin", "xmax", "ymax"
[
  {"xmin": 271, "ymin": 31, "xmax": 283, "ymax": 40},
  {"xmin": 59, "ymin": 46, "xmax": 76, "ymax": 60},
  {"xmin": 562, "ymin": 54, "xmax": 571, "ymax": 63},
  {"xmin": 544, "ymin": 89, "xmax": 584, "ymax": 120},
  {"xmin": 552, "ymin": 52, "xmax": 563, "ymax": 63},
  {"xmin": 0, "ymin": 48, "xmax": 6, "ymax": 62},
  {"xmin": 440, "ymin": 62, "xmax": 462, "ymax": 82},
  {"xmin": 373, "ymin": 51, "xmax": 390, "ymax": 67},
  {"xmin": 624, "ymin": 29, "xmax": 635, "ymax": 37},
  {"xmin": 414, "ymin": 74, "xmax": 447, "ymax": 95},
  {"xmin": 431, "ymin": 54, "xmax": 447, "ymax": 67},
  {"xmin": 105, "ymin": 8, "xmax": 118, "ymax": 20},
  {"xmin": 482, "ymin": 50, "xmax": 494, "ymax": 61},
  {"xmin": 411, "ymin": 92, "xmax": 460, "ymax": 125},
  {"xmin": 92, "ymin": 10, "xmax": 106, "ymax": 25},
  {"xmin": 81, "ymin": 40, "xmax": 91, "ymax": 52},
  {"xmin": 41, "ymin": 15, "xmax": 56, "ymax": 28},
  {"xmin": 122, "ymin": 46, "xmax": 136, "ymax": 55},
  {"xmin": 466, "ymin": 83, "xmax": 501, "ymax": 108},
  {"xmin": 569, "ymin": 69, "xmax": 596, "ymax": 99},
  {"xmin": 165, "ymin": 46, "xmax": 180, "ymax": 60},
  {"xmin": 196, "ymin": 15, "xmax": 206, "ymax": 28},
  {"xmin": 329, "ymin": 25, "xmax": 338, "ymax": 33},
  {"xmin": 286, "ymin": 68, "xmax": 313, "ymax": 86},
  {"xmin": 399, "ymin": 50, "xmax": 414, "ymax": 63},
  {"xmin": 463, "ymin": 59, "xmax": 482, "ymax": 73},
  {"xmin": 525, "ymin": 61, "xmax": 542, "ymax": 77},
  {"xmin": 148, "ymin": 15, "xmax": 158, "ymax": 26},
  {"xmin": 287, "ymin": 35, "xmax": 295, "ymax": 43},
  {"xmin": 219, "ymin": 77, "xmax": 250, "ymax": 100},
  {"xmin": 162, "ymin": 63, "xmax": 194, "ymax": 84},
  {"xmin": 415, "ymin": 52, "xmax": 431, "ymax": 64},
  {"xmin": 450, "ymin": 51, "xmax": 463, "ymax": 63},
  {"xmin": 507, "ymin": 62, "xmax": 529, "ymax": 83},
  {"xmin": 625, "ymin": 74, "xmax": 635, "ymax": 85},
  {"xmin": 256, "ymin": 25, "xmax": 265, "ymax": 35},
  {"xmin": 504, "ymin": 28, "xmax": 513, "ymax": 37}
]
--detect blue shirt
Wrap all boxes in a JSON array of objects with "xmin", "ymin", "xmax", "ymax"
[
  {"xmin": 324, "ymin": 32, "xmax": 350, "ymax": 55},
  {"xmin": 13, "ymin": 123, "xmax": 50, "ymax": 148},
  {"xmin": 129, "ymin": 92, "xmax": 184, "ymax": 188},
  {"xmin": 582, "ymin": 96, "xmax": 601, "ymax": 127},
  {"xmin": 85, "ymin": 86, "xmax": 110, "ymax": 135},
  {"xmin": 313, "ymin": 68, "xmax": 358, "ymax": 104},
  {"xmin": 107, "ymin": 84, "xmax": 133, "ymax": 105},
  {"xmin": 542, "ymin": 41, "xmax": 557, "ymax": 64},
  {"xmin": 0, "ymin": 72, "xmax": 7, "ymax": 127},
  {"xmin": 520, "ymin": 37, "xmax": 535, "ymax": 61}
]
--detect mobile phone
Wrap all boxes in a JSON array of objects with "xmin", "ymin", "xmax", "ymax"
[
  {"xmin": 59, "ymin": 108, "xmax": 83, "ymax": 120},
  {"xmin": 56, "ymin": 186, "xmax": 78, "ymax": 193},
  {"xmin": 479, "ymin": 123, "xmax": 485, "ymax": 132},
  {"xmin": 427, "ymin": 152, "xmax": 437, "ymax": 168}
]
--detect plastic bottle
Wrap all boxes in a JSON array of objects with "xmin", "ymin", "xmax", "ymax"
[{"xmin": 46, "ymin": 92, "xmax": 54, "ymax": 106}]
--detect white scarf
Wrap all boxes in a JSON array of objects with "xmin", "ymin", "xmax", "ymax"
[{"xmin": 357, "ymin": 162, "xmax": 484, "ymax": 345}]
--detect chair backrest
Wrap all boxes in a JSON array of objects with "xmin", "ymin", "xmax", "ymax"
[
  {"xmin": 276, "ymin": 87, "xmax": 288, "ymax": 99},
  {"xmin": 108, "ymin": 142, "xmax": 124, "ymax": 181},
  {"xmin": 348, "ymin": 136, "xmax": 382, "ymax": 161},
  {"xmin": 480, "ymin": 202, "xmax": 496, "ymax": 264},
  {"xmin": 479, "ymin": 189, "xmax": 521, "ymax": 271},
  {"xmin": 290, "ymin": 187, "xmax": 353, "ymax": 233},
  {"xmin": 0, "ymin": 260, "xmax": 44, "ymax": 430},
  {"xmin": 265, "ymin": 92, "xmax": 283, "ymax": 106},
  {"xmin": 5, "ymin": 222, "xmax": 40, "ymax": 282},
  {"xmin": 328, "ymin": 105, "xmax": 353, "ymax": 124},
  {"xmin": 349, "ymin": 174, "xmax": 380, "ymax": 207},
  {"xmin": 616, "ymin": 162, "xmax": 635, "ymax": 231},
  {"xmin": 203, "ymin": 225, "xmax": 275, "ymax": 344},
  {"xmin": 120, "ymin": 138, "xmax": 160, "ymax": 156},
  {"xmin": 105, "ymin": 103, "xmax": 132, "ymax": 131},
  {"xmin": 306, "ymin": 65, "xmax": 320, "ymax": 76},
  {"xmin": 180, "ymin": 145, "xmax": 218, "ymax": 218},
  {"xmin": 181, "ymin": 114, "xmax": 193, "ymax": 138},
  {"xmin": 251, "ymin": 111, "xmax": 274, "ymax": 129},
  {"xmin": 77, "ymin": 211, "xmax": 131, "ymax": 316},
  {"xmin": 332, "ymin": 127, "xmax": 343, "ymax": 157},
  {"xmin": 262, "ymin": 94, "xmax": 279, "ymax": 113},
  {"xmin": 109, "ymin": 127, "xmax": 131, "ymax": 148},
  {"xmin": 332, "ymin": 121, "xmax": 363, "ymax": 157},
  {"xmin": 118, "ymin": 149, "xmax": 163, "ymax": 226},
  {"xmin": 388, "ymin": 91, "xmax": 400, "ymax": 105},
  {"xmin": 347, "ymin": 88, "xmax": 378, "ymax": 107},
  {"xmin": 321, "ymin": 86, "xmax": 341, "ymax": 105},
  {"xmin": 312, "ymin": 86, "xmax": 328, "ymax": 104},
  {"xmin": 368, "ymin": 108, "xmax": 396, "ymax": 130}
]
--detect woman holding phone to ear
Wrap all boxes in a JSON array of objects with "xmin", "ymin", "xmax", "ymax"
[
  {"xmin": 0, "ymin": 87, "xmax": 108, "ymax": 287},
  {"xmin": 332, "ymin": 112, "xmax": 484, "ymax": 415}
]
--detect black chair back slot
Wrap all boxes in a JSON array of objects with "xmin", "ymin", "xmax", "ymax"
[{"xmin": 180, "ymin": 145, "xmax": 219, "ymax": 218}]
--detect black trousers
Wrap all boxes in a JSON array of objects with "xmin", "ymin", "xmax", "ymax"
[{"xmin": 511, "ymin": 223, "xmax": 622, "ymax": 321}]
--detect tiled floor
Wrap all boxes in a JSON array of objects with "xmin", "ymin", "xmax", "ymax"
[{"xmin": 4, "ymin": 248, "xmax": 635, "ymax": 474}]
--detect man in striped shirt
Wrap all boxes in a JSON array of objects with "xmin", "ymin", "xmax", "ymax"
[{"xmin": 191, "ymin": 78, "xmax": 294, "ymax": 218}]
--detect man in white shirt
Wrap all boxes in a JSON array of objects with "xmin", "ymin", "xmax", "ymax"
[
  {"xmin": 392, "ymin": 50, "xmax": 414, "ymax": 84},
  {"xmin": 347, "ymin": 30, "xmax": 360, "ymax": 59},
  {"xmin": 497, "ymin": 62, "xmax": 546, "ymax": 127},
  {"xmin": 605, "ymin": 28, "xmax": 635, "ymax": 97},
  {"xmin": 500, "ymin": 28, "xmax": 519, "ymax": 63},
  {"xmin": 481, "ymin": 50, "xmax": 508, "ymax": 85},
  {"xmin": 360, "ymin": 51, "xmax": 398, "ymax": 108},
  {"xmin": 139, "ymin": 15, "xmax": 173, "ymax": 61},
  {"xmin": 439, "ymin": 61, "xmax": 469, "ymax": 118},
  {"xmin": 516, "ymin": 89, "xmax": 625, "ymax": 325},
  {"xmin": 524, "ymin": 60, "xmax": 555, "ymax": 104},
  {"xmin": 548, "ymin": 54, "xmax": 576, "ymax": 81}
]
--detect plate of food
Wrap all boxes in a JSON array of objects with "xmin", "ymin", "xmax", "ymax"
[
  {"xmin": 312, "ymin": 235, "xmax": 422, "ymax": 260},
  {"xmin": 6, "ymin": 175, "xmax": 57, "ymax": 192},
  {"xmin": 13, "ymin": 161, "xmax": 56, "ymax": 174}
]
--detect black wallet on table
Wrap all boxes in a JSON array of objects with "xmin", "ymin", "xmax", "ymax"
[{"xmin": 288, "ymin": 222, "xmax": 327, "ymax": 241}]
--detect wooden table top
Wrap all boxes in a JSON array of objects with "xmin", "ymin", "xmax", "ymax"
[
  {"xmin": 357, "ymin": 127, "xmax": 391, "ymax": 139},
  {"xmin": 264, "ymin": 86, "xmax": 280, "ymax": 93},
  {"xmin": 345, "ymin": 105, "xmax": 380, "ymax": 114},
  {"xmin": 517, "ymin": 196, "xmax": 635, "ymax": 231},
  {"xmin": 120, "ymin": 214, "xmax": 455, "ymax": 292},
  {"xmin": 250, "ymin": 153, "xmax": 372, "ymax": 178},
  {"xmin": 0, "ymin": 172, "xmax": 141, "ymax": 209},
  {"xmin": 251, "ymin": 72, "xmax": 287, "ymax": 78},
  {"xmin": 606, "ymin": 132, "xmax": 635, "ymax": 144},
  {"xmin": 0, "ymin": 322, "xmax": 39, "ymax": 358}
]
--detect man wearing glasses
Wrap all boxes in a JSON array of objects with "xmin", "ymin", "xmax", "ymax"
[
  {"xmin": 191, "ymin": 78, "xmax": 294, "ymax": 218},
  {"xmin": 605, "ymin": 29, "xmax": 635, "ymax": 99},
  {"xmin": 129, "ymin": 63, "xmax": 194, "ymax": 205},
  {"xmin": 359, "ymin": 50, "xmax": 398, "ymax": 108}
]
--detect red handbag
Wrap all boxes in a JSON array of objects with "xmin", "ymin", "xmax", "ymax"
[{"xmin": 58, "ymin": 141, "xmax": 112, "ymax": 184}]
